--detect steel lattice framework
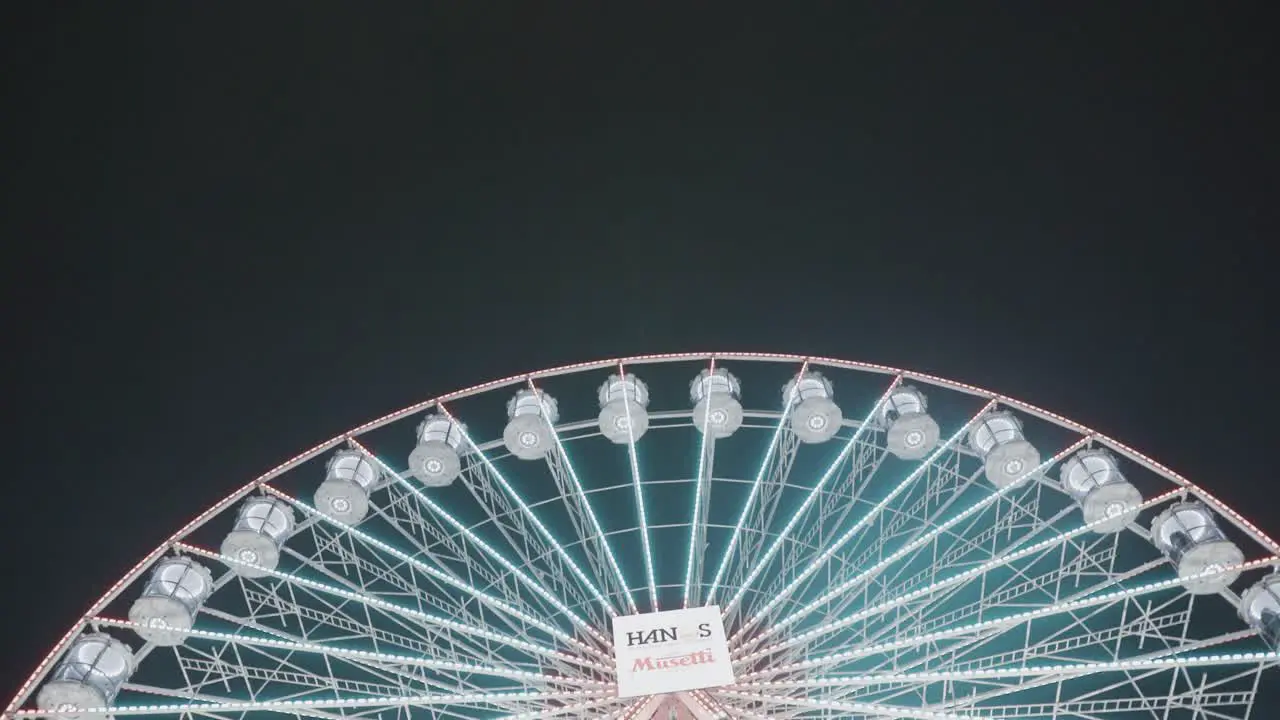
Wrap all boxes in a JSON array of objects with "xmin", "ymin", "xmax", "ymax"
[{"xmin": 7, "ymin": 352, "xmax": 1280, "ymax": 720}]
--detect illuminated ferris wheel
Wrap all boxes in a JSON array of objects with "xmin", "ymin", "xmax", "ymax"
[{"xmin": 8, "ymin": 352, "xmax": 1280, "ymax": 720}]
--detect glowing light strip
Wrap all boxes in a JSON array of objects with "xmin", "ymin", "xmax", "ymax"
[
  {"xmin": 94, "ymin": 618, "xmax": 609, "ymax": 686},
  {"xmin": 608, "ymin": 701, "xmax": 647, "ymax": 720},
  {"xmin": 10, "ymin": 690, "xmax": 616, "ymax": 717},
  {"xmin": 348, "ymin": 439, "xmax": 610, "ymax": 647},
  {"xmin": 714, "ymin": 692, "xmax": 982, "ymax": 720},
  {"xmin": 177, "ymin": 543, "xmax": 606, "ymax": 671},
  {"xmin": 736, "ymin": 557, "xmax": 1279, "ymax": 676},
  {"xmin": 263, "ymin": 487, "xmax": 608, "ymax": 661},
  {"xmin": 744, "ymin": 651, "xmax": 1280, "ymax": 689},
  {"xmin": 686, "ymin": 690, "xmax": 733, "ymax": 719},
  {"xmin": 624, "ymin": 695, "xmax": 669, "ymax": 720},
  {"xmin": 737, "ymin": 436, "xmax": 1087, "ymax": 654},
  {"xmin": 706, "ymin": 360, "xmax": 810, "ymax": 605},
  {"xmin": 414, "ymin": 414, "xmax": 620, "ymax": 618},
  {"xmin": 14, "ymin": 351, "xmax": 1276, "ymax": 716},
  {"xmin": 719, "ymin": 707, "xmax": 767, "ymax": 720},
  {"xmin": 615, "ymin": 363, "xmax": 658, "ymax": 611},
  {"xmin": 499, "ymin": 696, "xmax": 636, "ymax": 720},
  {"xmin": 730, "ymin": 399, "xmax": 997, "ymax": 643},
  {"xmin": 736, "ymin": 488, "xmax": 1183, "ymax": 661},
  {"xmin": 524, "ymin": 383, "xmax": 637, "ymax": 615},
  {"xmin": 723, "ymin": 375, "xmax": 904, "ymax": 617},
  {"xmin": 4, "ymin": 476, "xmax": 276, "ymax": 714},
  {"xmin": 684, "ymin": 358, "xmax": 717, "ymax": 607},
  {"xmin": 613, "ymin": 698, "xmax": 648, "ymax": 720},
  {"xmin": 213, "ymin": 349, "xmax": 1276, "ymax": 561}
]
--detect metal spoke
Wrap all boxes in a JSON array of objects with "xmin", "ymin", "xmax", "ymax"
[
  {"xmin": 434, "ymin": 412, "xmax": 622, "ymax": 620},
  {"xmin": 729, "ymin": 399, "xmax": 998, "ymax": 645},
  {"xmin": 613, "ymin": 361, "xmax": 659, "ymax": 610},
  {"xmin": 10, "ymin": 353, "xmax": 1276, "ymax": 720},
  {"xmin": 722, "ymin": 375, "xmax": 904, "ymax": 618},
  {"xmin": 706, "ymin": 361, "xmax": 809, "ymax": 607},
  {"xmin": 683, "ymin": 359, "xmax": 719, "ymax": 608}
]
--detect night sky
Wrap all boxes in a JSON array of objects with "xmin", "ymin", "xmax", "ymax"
[{"xmin": 2, "ymin": 2, "xmax": 1275, "ymax": 698}]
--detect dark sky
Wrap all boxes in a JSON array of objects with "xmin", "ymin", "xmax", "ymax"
[{"xmin": 2, "ymin": 2, "xmax": 1275, "ymax": 698}]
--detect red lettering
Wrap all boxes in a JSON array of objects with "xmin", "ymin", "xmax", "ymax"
[{"xmin": 630, "ymin": 649, "xmax": 717, "ymax": 673}]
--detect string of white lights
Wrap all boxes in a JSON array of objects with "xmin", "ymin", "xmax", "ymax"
[
  {"xmin": 683, "ymin": 357, "xmax": 718, "ymax": 607},
  {"xmin": 735, "ymin": 435, "xmax": 1089, "ymax": 655},
  {"xmin": 736, "ymin": 557, "xmax": 1278, "ymax": 676},
  {"xmin": 730, "ymin": 398, "xmax": 998, "ymax": 643},
  {"xmin": 348, "ymin": 438, "xmax": 611, "ymax": 647},
  {"xmin": 615, "ymin": 362, "xmax": 659, "ymax": 610},
  {"xmin": 722, "ymin": 374, "xmax": 904, "ymax": 617},
  {"xmin": 176, "ymin": 543, "xmax": 606, "ymax": 671},
  {"xmin": 706, "ymin": 361, "xmax": 810, "ymax": 605},
  {"xmin": 263, "ymin": 486, "xmax": 607, "ymax": 659}
]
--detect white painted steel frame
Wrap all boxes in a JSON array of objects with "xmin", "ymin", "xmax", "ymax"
[{"xmin": 7, "ymin": 352, "xmax": 1279, "ymax": 720}]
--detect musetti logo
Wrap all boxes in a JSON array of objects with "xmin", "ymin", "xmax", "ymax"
[
  {"xmin": 631, "ymin": 648, "xmax": 716, "ymax": 672},
  {"xmin": 611, "ymin": 606, "xmax": 735, "ymax": 697}
]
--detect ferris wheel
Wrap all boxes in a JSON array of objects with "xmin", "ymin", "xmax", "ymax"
[{"xmin": 7, "ymin": 352, "xmax": 1280, "ymax": 720}]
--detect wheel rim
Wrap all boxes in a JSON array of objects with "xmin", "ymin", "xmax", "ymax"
[{"xmin": 11, "ymin": 352, "xmax": 1279, "ymax": 720}]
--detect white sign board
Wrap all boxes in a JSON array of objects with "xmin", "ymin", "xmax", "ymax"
[{"xmin": 611, "ymin": 605, "xmax": 735, "ymax": 698}]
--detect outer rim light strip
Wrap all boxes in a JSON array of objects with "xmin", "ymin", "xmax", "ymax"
[
  {"xmin": 13, "ymin": 353, "xmax": 1278, "ymax": 718},
  {"xmin": 706, "ymin": 360, "xmax": 810, "ymax": 606},
  {"xmin": 737, "ymin": 487, "xmax": 1183, "ymax": 661},
  {"xmin": 176, "ymin": 543, "xmax": 605, "ymax": 671},
  {"xmin": 261, "ymin": 349, "xmax": 1275, "ymax": 559},
  {"xmin": 740, "ymin": 435, "xmax": 1088, "ymax": 653},
  {"xmin": 264, "ymin": 487, "xmax": 604, "ymax": 659},
  {"xmin": 614, "ymin": 363, "xmax": 657, "ymax": 610},
  {"xmin": 528, "ymin": 377, "xmax": 639, "ymax": 615},
  {"xmin": 731, "ymin": 398, "xmax": 998, "ymax": 642},
  {"xmin": 348, "ymin": 439, "xmax": 610, "ymax": 647},
  {"xmin": 13, "ymin": 690, "xmax": 616, "ymax": 717},
  {"xmin": 684, "ymin": 357, "xmax": 718, "ymax": 607},
  {"xmin": 743, "ymin": 650, "xmax": 1280, "ymax": 688},
  {"xmin": 94, "ymin": 618, "xmax": 611, "ymax": 686},
  {"xmin": 723, "ymin": 374, "xmax": 904, "ymax": 617},
  {"xmin": 737, "ymin": 557, "xmax": 1279, "ymax": 676},
  {"xmin": 437, "ymin": 408, "xmax": 621, "ymax": 618}
]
